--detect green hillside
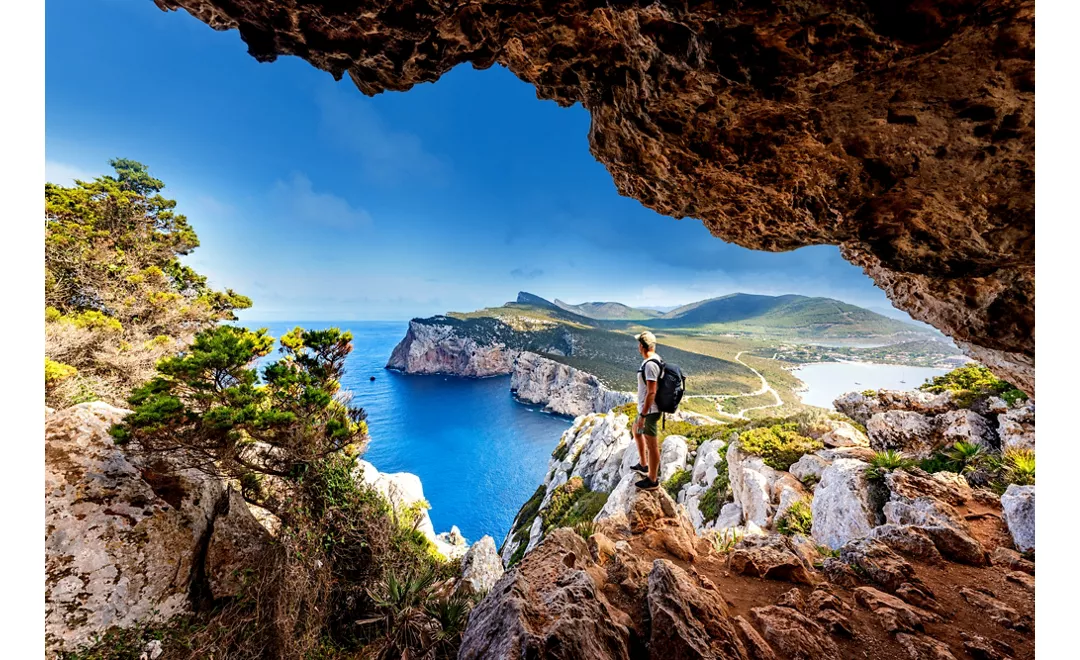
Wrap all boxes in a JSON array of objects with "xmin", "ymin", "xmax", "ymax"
[
  {"xmin": 553, "ymin": 299, "xmax": 661, "ymax": 320},
  {"xmin": 637, "ymin": 293, "xmax": 929, "ymax": 338}
]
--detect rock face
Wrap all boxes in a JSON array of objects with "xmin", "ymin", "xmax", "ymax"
[
  {"xmin": 812, "ymin": 458, "xmax": 876, "ymax": 550},
  {"xmin": 156, "ymin": 0, "xmax": 1035, "ymax": 393},
  {"xmin": 458, "ymin": 535, "xmax": 505, "ymax": 596},
  {"xmin": 386, "ymin": 319, "xmax": 518, "ymax": 377},
  {"xmin": 45, "ymin": 403, "xmax": 262, "ymax": 653},
  {"xmin": 353, "ymin": 459, "xmax": 469, "ymax": 559},
  {"xmin": 999, "ymin": 400, "xmax": 1035, "ymax": 451},
  {"xmin": 1001, "ymin": 485, "xmax": 1035, "ymax": 552},
  {"xmin": 510, "ymin": 351, "xmax": 632, "ymax": 417}
]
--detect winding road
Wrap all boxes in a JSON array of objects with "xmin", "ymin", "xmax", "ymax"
[{"xmin": 684, "ymin": 351, "xmax": 783, "ymax": 421}]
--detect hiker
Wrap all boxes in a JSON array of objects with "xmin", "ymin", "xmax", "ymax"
[{"xmin": 631, "ymin": 331, "xmax": 663, "ymax": 490}]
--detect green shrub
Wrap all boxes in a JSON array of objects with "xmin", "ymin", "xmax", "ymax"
[
  {"xmin": 573, "ymin": 520, "xmax": 598, "ymax": 540},
  {"xmin": 1002, "ymin": 448, "xmax": 1035, "ymax": 486},
  {"xmin": 776, "ymin": 500, "xmax": 813, "ymax": 536},
  {"xmin": 866, "ymin": 450, "xmax": 916, "ymax": 481},
  {"xmin": 504, "ymin": 485, "xmax": 545, "ymax": 565},
  {"xmin": 919, "ymin": 363, "xmax": 1027, "ymax": 407},
  {"xmin": 861, "ymin": 389, "xmax": 878, "ymax": 397},
  {"xmin": 551, "ymin": 439, "xmax": 570, "ymax": 462},
  {"xmin": 45, "ymin": 357, "xmax": 77, "ymax": 387},
  {"xmin": 698, "ymin": 449, "xmax": 731, "ymax": 522},
  {"xmin": 917, "ymin": 453, "xmax": 953, "ymax": 475},
  {"xmin": 541, "ymin": 477, "xmax": 586, "ymax": 532},
  {"xmin": 708, "ymin": 528, "xmax": 742, "ymax": 554},
  {"xmin": 942, "ymin": 441, "xmax": 989, "ymax": 475},
  {"xmin": 738, "ymin": 424, "xmax": 822, "ymax": 471},
  {"xmin": 663, "ymin": 468, "xmax": 692, "ymax": 500}
]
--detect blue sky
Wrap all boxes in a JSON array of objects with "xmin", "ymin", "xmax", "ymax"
[{"xmin": 46, "ymin": 0, "xmax": 905, "ymax": 322}]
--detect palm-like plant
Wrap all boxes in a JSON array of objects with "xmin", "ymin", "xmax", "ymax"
[
  {"xmin": 360, "ymin": 567, "xmax": 475, "ymax": 659},
  {"xmin": 943, "ymin": 441, "xmax": 988, "ymax": 475},
  {"xmin": 865, "ymin": 450, "xmax": 916, "ymax": 480}
]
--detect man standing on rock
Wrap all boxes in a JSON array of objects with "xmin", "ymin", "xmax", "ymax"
[{"xmin": 631, "ymin": 331, "xmax": 662, "ymax": 490}]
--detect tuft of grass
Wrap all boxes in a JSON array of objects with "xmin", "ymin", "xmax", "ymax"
[
  {"xmin": 708, "ymin": 528, "xmax": 743, "ymax": 554},
  {"xmin": 1001, "ymin": 448, "xmax": 1035, "ymax": 486},
  {"xmin": 776, "ymin": 500, "xmax": 813, "ymax": 536},
  {"xmin": 573, "ymin": 520, "xmax": 598, "ymax": 540},
  {"xmin": 865, "ymin": 450, "xmax": 916, "ymax": 481},
  {"xmin": 663, "ymin": 468, "xmax": 692, "ymax": 500},
  {"xmin": 942, "ymin": 440, "xmax": 989, "ymax": 475}
]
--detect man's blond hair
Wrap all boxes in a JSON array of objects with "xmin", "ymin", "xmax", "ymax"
[{"xmin": 636, "ymin": 331, "xmax": 657, "ymax": 351}]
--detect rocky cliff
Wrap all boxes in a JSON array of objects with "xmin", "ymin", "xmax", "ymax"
[
  {"xmin": 510, "ymin": 351, "xmax": 633, "ymax": 417},
  {"xmin": 386, "ymin": 319, "xmax": 519, "ymax": 377},
  {"xmin": 156, "ymin": 0, "xmax": 1035, "ymax": 393},
  {"xmin": 45, "ymin": 403, "xmax": 491, "ymax": 655}
]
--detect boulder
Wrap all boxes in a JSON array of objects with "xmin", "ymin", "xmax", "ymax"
[
  {"xmin": 729, "ymin": 535, "xmax": 816, "ymax": 585},
  {"xmin": 853, "ymin": 587, "xmax": 942, "ymax": 633},
  {"xmin": 1001, "ymin": 485, "xmax": 1035, "ymax": 553},
  {"xmin": 691, "ymin": 439, "xmax": 726, "ymax": 486},
  {"xmin": 821, "ymin": 421, "xmax": 870, "ymax": 448},
  {"xmin": 46, "ymin": 404, "xmax": 228, "ymax": 653},
  {"xmin": 998, "ymin": 400, "xmax": 1035, "ymax": 451},
  {"xmin": 959, "ymin": 587, "xmax": 1029, "ymax": 631},
  {"xmin": 716, "ymin": 502, "xmax": 744, "ymax": 530},
  {"xmin": 647, "ymin": 559, "xmax": 751, "ymax": 659},
  {"xmin": 205, "ymin": 488, "xmax": 273, "ymax": 600},
  {"xmin": 727, "ymin": 442, "xmax": 784, "ymax": 528},
  {"xmin": 811, "ymin": 459, "xmax": 876, "ymax": 550},
  {"xmin": 885, "ymin": 469, "xmax": 969, "ymax": 508},
  {"xmin": 458, "ymin": 529, "xmax": 632, "ymax": 660},
  {"xmin": 867, "ymin": 410, "xmax": 938, "ymax": 457},
  {"xmin": 750, "ymin": 605, "xmax": 838, "ymax": 660},
  {"xmin": 839, "ymin": 538, "xmax": 917, "ymax": 592},
  {"xmin": 883, "ymin": 498, "xmax": 987, "ymax": 565},
  {"xmin": 835, "ymin": 390, "xmax": 954, "ymax": 427},
  {"xmin": 867, "ymin": 525, "xmax": 943, "ymax": 563},
  {"xmin": 458, "ymin": 535, "xmax": 504, "ymax": 596},
  {"xmin": 789, "ymin": 454, "xmax": 829, "ymax": 483},
  {"xmin": 658, "ymin": 435, "xmax": 689, "ymax": 483},
  {"xmin": 936, "ymin": 409, "xmax": 999, "ymax": 450}
]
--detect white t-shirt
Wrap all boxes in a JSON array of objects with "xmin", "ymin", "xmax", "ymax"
[{"xmin": 637, "ymin": 357, "xmax": 661, "ymax": 415}]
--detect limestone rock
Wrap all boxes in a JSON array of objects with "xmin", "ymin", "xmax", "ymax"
[
  {"xmin": 1001, "ymin": 485, "xmax": 1035, "ymax": 552},
  {"xmin": 458, "ymin": 535, "xmax": 504, "ymax": 596},
  {"xmin": 647, "ymin": 559, "xmax": 751, "ymax": 659},
  {"xmin": 658, "ymin": 434, "xmax": 689, "ymax": 483},
  {"xmin": 716, "ymin": 502, "xmax": 744, "ymax": 530},
  {"xmin": 750, "ymin": 605, "xmax": 838, "ymax": 660},
  {"xmin": 811, "ymin": 458, "xmax": 876, "ymax": 550},
  {"xmin": 835, "ymin": 391, "xmax": 956, "ymax": 427},
  {"xmin": 732, "ymin": 615, "xmax": 779, "ymax": 660},
  {"xmin": 867, "ymin": 410, "xmax": 938, "ymax": 457},
  {"xmin": 883, "ymin": 497, "xmax": 987, "ymax": 565},
  {"xmin": 853, "ymin": 586, "xmax": 942, "ymax": 633},
  {"xmin": 820, "ymin": 421, "xmax": 870, "ymax": 448},
  {"xmin": 789, "ymin": 454, "xmax": 829, "ymax": 483},
  {"xmin": 840, "ymin": 538, "xmax": 917, "ymax": 592},
  {"xmin": 998, "ymin": 399, "xmax": 1035, "ymax": 451},
  {"xmin": 45, "ymin": 403, "xmax": 225, "ymax": 653},
  {"xmin": 511, "ymin": 351, "xmax": 633, "ymax": 417},
  {"xmin": 729, "ymin": 535, "xmax": 816, "ymax": 585},
  {"xmin": 991, "ymin": 546, "xmax": 1034, "ymax": 574},
  {"xmin": 458, "ymin": 529, "xmax": 631, "ymax": 660},
  {"xmin": 727, "ymin": 441, "xmax": 808, "ymax": 531},
  {"xmin": 205, "ymin": 488, "xmax": 272, "ymax": 600},
  {"xmin": 936, "ymin": 409, "xmax": 999, "ymax": 450},
  {"xmin": 959, "ymin": 587, "xmax": 1028, "ymax": 631},
  {"xmin": 867, "ymin": 525, "xmax": 943, "ymax": 563},
  {"xmin": 386, "ymin": 319, "xmax": 519, "ymax": 377},
  {"xmin": 895, "ymin": 633, "xmax": 959, "ymax": 659}
]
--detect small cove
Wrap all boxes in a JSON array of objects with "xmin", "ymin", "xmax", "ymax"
[{"xmin": 792, "ymin": 361, "xmax": 950, "ymax": 409}]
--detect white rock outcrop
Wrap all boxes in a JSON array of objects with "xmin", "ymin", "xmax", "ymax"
[
  {"xmin": 458, "ymin": 536, "xmax": 505, "ymax": 595},
  {"xmin": 354, "ymin": 460, "xmax": 468, "ymax": 559},
  {"xmin": 657, "ymin": 435, "xmax": 689, "ymax": 483},
  {"xmin": 725, "ymin": 441, "xmax": 808, "ymax": 530},
  {"xmin": 867, "ymin": 410, "xmax": 938, "ymax": 457},
  {"xmin": 511, "ymin": 351, "xmax": 633, "ymax": 417},
  {"xmin": 45, "ymin": 403, "xmax": 264, "ymax": 654},
  {"xmin": 834, "ymin": 390, "xmax": 955, "ymax": 426},
  {"xmin": 936, "ymin": 409, "xmax": 998, "ymax": 449},
  {"xmin": 811, "ymin": 458, "xmax": 877, "ymax": 550},
  {"xmin": 1001, "ymin": 485, "xmax": 1035, "ymax": 553},
  {"xmin": 998, "ymin": 400, "xmax": 1035, "ymax": 451},
  {"xmin": 386, "ymin": 319, "xmax": 520, "ymax": 377}
]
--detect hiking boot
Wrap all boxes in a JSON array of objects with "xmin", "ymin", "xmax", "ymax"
[
  {"xmin": 635, "ymin": 477, "xmax": 659, "ymax": 491},
  {"xmin": 630, "ymin": 463, "xmax": 648, "ymax": 474}
]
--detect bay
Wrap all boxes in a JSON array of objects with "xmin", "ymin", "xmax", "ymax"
[
  {"xmin": 793, "ymin": 361, "xmax": 950, "ymax": 410},
  {"xmin": 253, "ymin": 321, "xmax": 571, "ymax": 544}
]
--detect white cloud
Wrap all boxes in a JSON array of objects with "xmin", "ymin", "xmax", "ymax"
[
  {"xmin": 271, "ymin": 173, "xmax": 373, "ymax": 231},
  {"xmin": 45, "ymin": 160, "xmax": 96, "ymax": 185}
]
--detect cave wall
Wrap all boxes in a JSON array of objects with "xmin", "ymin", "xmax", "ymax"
[{"xmin": 153, "ymin": 0, "xmax": 1035, "ymax": 393}]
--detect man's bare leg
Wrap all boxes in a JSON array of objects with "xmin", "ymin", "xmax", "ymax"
[
  {"xmin": 634, "ymin": 431, "xmax": 648, "ymax": 466},
  {"xmin": 645, "ymin": 434, "xmax": 661, "ymax": 482}
]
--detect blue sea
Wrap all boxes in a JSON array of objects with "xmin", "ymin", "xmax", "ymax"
[{"xmin": 254, "ymin": 321, "xmax": 571, "ymax": 544}]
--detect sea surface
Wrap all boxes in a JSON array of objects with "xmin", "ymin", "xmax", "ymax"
[
  {"xmin": 793, "ymin": 361, "xmax": 950, "ymax": 410},
  {"xmin": 255, "ymin": 321, "xmax": 571, "ymax": 545}
]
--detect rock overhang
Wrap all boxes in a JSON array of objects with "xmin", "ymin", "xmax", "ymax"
[{"xmin": 153, "ymin": 0, "xmax": 1035, "ymax": 393}]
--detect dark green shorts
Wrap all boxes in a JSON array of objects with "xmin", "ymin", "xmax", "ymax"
[{"xmin": 638, "ymin": 412, "xmax": 661, "ymax": 437}]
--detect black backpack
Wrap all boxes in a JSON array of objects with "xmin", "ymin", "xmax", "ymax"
[{"xmin": 642, "ymin": 357, "xmax": 686, "ymax": 414}]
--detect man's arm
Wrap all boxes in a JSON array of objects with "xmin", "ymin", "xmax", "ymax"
[{"xmin": 642, "ymin": 380, "xmax": 658, "ymax": 419}]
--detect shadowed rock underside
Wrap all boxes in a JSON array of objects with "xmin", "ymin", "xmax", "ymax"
[{"xmin": 153, "ymin": 0, "xmax": 1035, "ymax": 392}]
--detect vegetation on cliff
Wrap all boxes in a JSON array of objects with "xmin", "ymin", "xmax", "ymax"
[
  {"xmin": 103, "ymin": 324, "xmax": 469, "ymax": 659},
  {"xmin": 45, "ymin": 160, "xmax": 251, "ymax": 408},
  {"xmin": 919, "ymin": 363, "xmax": 1028, "ymax": 406}
]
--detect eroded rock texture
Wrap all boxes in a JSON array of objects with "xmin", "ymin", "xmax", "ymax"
[{"xmin": 154, "ymin": 0, "xmax": 1035, "ymax": 392}]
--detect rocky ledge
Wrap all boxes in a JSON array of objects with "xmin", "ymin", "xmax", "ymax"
[
  {"xmin": 465, "ymin": 487, "xmax": 1034, "ymax": 660},
  {"xmin": 511, "ymin": 351, "xmax": 633, "ymax": 417}
]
